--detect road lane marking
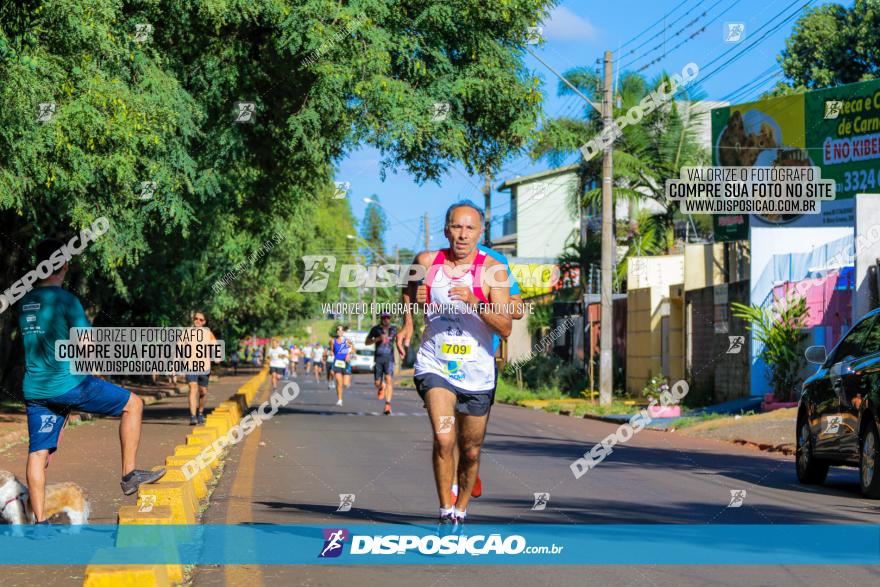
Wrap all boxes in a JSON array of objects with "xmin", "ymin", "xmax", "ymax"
[{"xmin": 223, "ymin": 378, "xmax": 271, "ymax": 587}]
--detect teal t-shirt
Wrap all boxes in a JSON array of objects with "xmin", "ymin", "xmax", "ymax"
[{"xmin": 17, "ymin": 286, "xmax": 91, "ymax": 400}]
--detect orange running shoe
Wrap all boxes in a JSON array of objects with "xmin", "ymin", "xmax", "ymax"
[
  {"xmin": 377, "ymin": 387, "xmax": 385, "ymax": 400},
  {"xmin": 383, "ymin": 403, "xmax": 391, "ymax": 415},
  {"xmin": 472, "ymin": 475, "xmax": 482, "ymax": 498}
]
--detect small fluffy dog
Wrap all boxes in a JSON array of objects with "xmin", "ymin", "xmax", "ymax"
[{"xmin": 0, "ymin": 470, "xmax": 90, "ymax": 525}]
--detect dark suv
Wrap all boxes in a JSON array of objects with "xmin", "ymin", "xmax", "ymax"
[{"xmin": 797, "ymin": 308, "xmax": 880, "ymax": 498}]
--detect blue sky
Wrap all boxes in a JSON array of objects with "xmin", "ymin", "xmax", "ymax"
[{"xmin": 337, "ymin": 0, "xmax": 840, "ymax": 253}]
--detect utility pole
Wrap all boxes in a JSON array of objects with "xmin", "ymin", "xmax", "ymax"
[
  {"xmin": 483, "ymin": 172, "xmax": 492, "ymax": 245},
  {"xmin": 579, "ymin": 164, "xmax": 590, "ymax": 389},
  {"xmin": 599, "ymin": 50, "xmax": 614, "ymax": 406},
  {"xmin": 424, "ymin": 212, "xmax": 430, "ymax": 251}
]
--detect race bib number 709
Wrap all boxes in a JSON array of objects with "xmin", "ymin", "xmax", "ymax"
[{"xmin": 437, "ymin": 335, "xmax": 475, "ymax": 362}]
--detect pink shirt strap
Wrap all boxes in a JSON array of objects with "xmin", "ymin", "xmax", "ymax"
[
  {"xmin": 425, "ymin": 249, "xmax": 490, "ymax": 303},
  {"xmin": 425, "ymin": 250, "xmax": 447, "ymax": 304},
  {"xmin": 469, "ymin": 251, "xmax": 490, "ymax": 303}
]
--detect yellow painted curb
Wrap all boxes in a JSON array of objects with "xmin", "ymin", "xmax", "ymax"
[
  {"xmin": 158, "ymin": 465, "xmax": 207, "ymax": 500},
  {"xmin": 203, "ymin": 414, "xmax": 231, "ymax": 436},
  {"xmin": 117, "ymin": 505, "xmax": 196, "ymax": 577},
  {"xmin": 202, "ymin": 422, "xmax": 228, "ymax": 439},
  {"xmin": 118, "ymin": 504, "xmax": 174, "ymax": 524},
  {"xmin": 137, "ymin": 482, "xmax": 196, "ymax": 525},
  {"xmin": 227, "ymin": 403, "xmax": 244, "ymax": 420},
  {"xmin": 190, "ymin": 426, "xmax": 218, "ymax": 443},
  {"xmin": 96, "ymin": 540, "xmax": 183, "ymax": 585},
  {"xmin": 206, "ymin": 411, "xmax": 234, "ymax": 431},
  {"xmin": 87, "ymin": 369, "xmax": 272, "ymax": 587},
  {"xmin": 92, "ymin": 534, "xmax": 183, "ymax": 587},
  {"xmin": 84, "ymin": 564, "xmax": 171, "ymax": 587},
  {"xmin": 174, "ymin": 444, "xmax": 222, "ymax": 474},
  {"xmin": 168, "ymin": 565, "xmax": 185, "ymax": 584},
  {"xmin": 165, "ymin": 455, "xmax": 212, "ymax": 486},
  {"xmin": 185, "ymin": 433, "xmax": 210, "ymax": 447},
  {"xmin": 174, "ymin": 444, "xmax": 220, "ymax": 470},
  {"xmin": 216, "ymin": 403, "xmax": 241, "ymax": 421},
  {"xmin": 201, "ymin": 420, "xmax": 226, "ymax": 440}
]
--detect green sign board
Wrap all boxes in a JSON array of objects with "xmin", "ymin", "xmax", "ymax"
[{"xmin": 711, "ymin": 78, "xmax": 880, "ymax": 240}]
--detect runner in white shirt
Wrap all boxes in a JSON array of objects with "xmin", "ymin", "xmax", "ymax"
[
  {"xmin": 397, "ymin": 200, "xmax": 511, "ymax": 529},
  {"xmin": 267, "ymin": 339, "xmax": 289, "ymax": 392},
  {"xmin": 312, "ymin": 343, "xmax": 325, "ymax": 383}
]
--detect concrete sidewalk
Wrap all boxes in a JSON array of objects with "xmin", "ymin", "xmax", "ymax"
[
  {"xmin": 676, "ymin": 407, "xmax": 797, "ymax": 455},
  {"xmin": 0, "ymin": 368, "xmax": 258, "ymax": 586}
]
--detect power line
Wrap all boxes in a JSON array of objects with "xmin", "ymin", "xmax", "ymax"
[
  {"xmin": 697, "ymin": 0, "xmax": 815, "ymax": 87},
  {"xmin": 616, "ymin": 0, "xmax": 701, "ymax": 55},
  {"xmin": 620, "ymin": 0, "xmax": 720, "ymax": 71},
  {"xmin": 721, "ymin": 65, "xmax": 784, "ymax": 103},
  {"xmin": 720, "ymin": 63, "xmax": 779, "ymax": 101},
  {"xmin": 625, "ymin": 0, "xmax": 747, "ymax": 73},
  {"xmin": 739, "ymin": 72, "xmax": 784, "ymax": 102},
  {"xmin": 696, "ymin": 0, "xmax": 809, "ymax": 76}
]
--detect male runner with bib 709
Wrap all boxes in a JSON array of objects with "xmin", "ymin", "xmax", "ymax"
[{"xmin": 396, "ymin": 200, "xmax": 511, "ymax": 528}]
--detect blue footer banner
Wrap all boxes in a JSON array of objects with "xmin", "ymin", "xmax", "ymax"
[{"xmin": 2, "ymin": 524, "xmax": 880, "ymax": 565}]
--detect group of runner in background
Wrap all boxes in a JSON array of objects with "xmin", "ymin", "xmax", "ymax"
[{"xmin": 261, "ymin": 333, "xmax": 359, "ymax": 402}]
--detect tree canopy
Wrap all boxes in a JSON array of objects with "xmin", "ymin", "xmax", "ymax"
[
  {"xmin": 771, "ymin": 0, "xmax": 880, "ymax": 94},
  {"xmin": 0, "ymin": 0, "xmax": 553, "ymax": 396}
]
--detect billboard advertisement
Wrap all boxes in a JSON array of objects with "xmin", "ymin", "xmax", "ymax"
[
  {"xmin": 711, "ymin": 79, "xmax": 880, "ymax": 394},
  {"xmin": 711, "ymin": 78, "xmax": 880, "ymax": 239}
]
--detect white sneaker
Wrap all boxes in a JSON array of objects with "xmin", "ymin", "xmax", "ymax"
[
  {"xmin": 335, "ymin": 399, "xmax": 343, "ymax": 406},
  {"xmin": 327, "ymin": 382, "xmax": 334, "ymax": 390}
]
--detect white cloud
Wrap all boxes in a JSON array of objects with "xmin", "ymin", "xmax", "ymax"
[{"xmin": 542, "ymin": 6, "xmax": 599, "ymax": 42}]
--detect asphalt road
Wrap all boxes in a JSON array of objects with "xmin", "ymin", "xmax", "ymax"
[{"xmin": 193, "ymin": 373, "xmax": 880, "ymax": 586}]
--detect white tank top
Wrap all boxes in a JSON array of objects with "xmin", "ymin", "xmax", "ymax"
[{"xmin": 414, "ymin": 249, "xmax": 495, "ymax": 392}]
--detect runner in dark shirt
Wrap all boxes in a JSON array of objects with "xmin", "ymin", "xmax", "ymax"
[{"xmin": 366, "ymin": 312, "xmax": 397, "ymax": 415}]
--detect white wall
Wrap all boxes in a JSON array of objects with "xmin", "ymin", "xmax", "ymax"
[
  {"xmin": 516, "ymin": 173, "xmax": 579, "ymax": 259},
  {"xmin": 506, "ymin": 315, "xmax": 532, "ymax": 364},
  {"xmin": 627, "ymin": 255, "xmax": 684, "ymax": 291}
]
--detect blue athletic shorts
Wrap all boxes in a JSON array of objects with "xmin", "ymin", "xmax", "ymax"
[
  {"xmin": 26, "ymin": 376, "xmax": 131, "ymax": 453},
  {"xmin": 185, "ymin": 373, "xmax": 209, "ymax": 387}
]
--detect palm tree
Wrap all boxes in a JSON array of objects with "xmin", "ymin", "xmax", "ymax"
[{"xmin": 531, "ymin": 67, "xmax": 709, "ymax": 285}]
